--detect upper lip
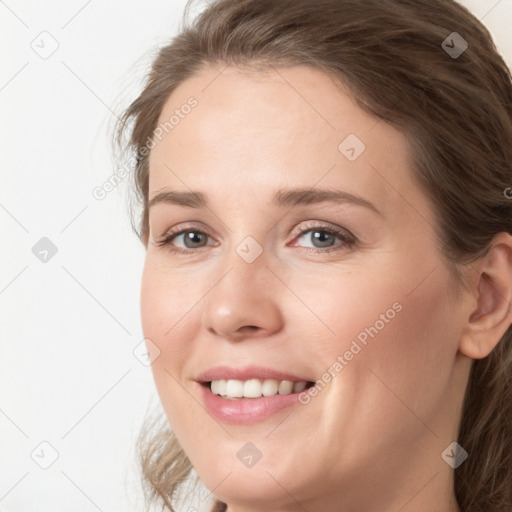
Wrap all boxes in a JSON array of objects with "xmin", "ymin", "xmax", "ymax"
[{"xmin": 196, "ymin": 365, "xmax": 314, "ymax": 383}]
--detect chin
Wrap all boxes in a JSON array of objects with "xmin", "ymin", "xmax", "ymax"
[{"xmin": 206, "ymin": 474, "xmax": 297, "ymax": 510}]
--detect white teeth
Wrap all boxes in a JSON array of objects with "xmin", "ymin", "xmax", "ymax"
[
  {"xmin": 211, "ymin": 380, "xmax": 220, "ymax": 395},
  {"xmin": 278, "ymin": 380, "xmax": 294, "ymax": 394},
  {"xmin": 261, "ymin": 379, "xmax": 278, "ymax": 396},
  {"xmin": 225, "ymin": 379, "xmax": 243, "ymax": 397},
  {"xmin": 209, "ymin": 378, "xmax": 309, "ymax": 399},
  {"xmin": 293, "ymin": 381, "xmax": 307, "ymax": 393},
  {"xmin": 243, "ymin": 379, "xmax": 262, "ymax": 398}
]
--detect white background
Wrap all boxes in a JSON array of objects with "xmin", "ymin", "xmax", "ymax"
[{"xmin": 1, "ymin": 1, "xmax": 511, "ymax": 511}]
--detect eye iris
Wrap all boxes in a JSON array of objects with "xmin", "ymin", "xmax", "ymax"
[
  {"xmin": 184, "ymin": 231, "xmax": 206, "ymax": 248},
  {"xmin": 312, "ymin": 230, "xmax": 335, "ymax": 247}
]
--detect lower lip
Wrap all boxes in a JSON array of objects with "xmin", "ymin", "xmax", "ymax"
[{"xmin": 199, "ymin": 383, "xmax": 305, "ymax": 424}]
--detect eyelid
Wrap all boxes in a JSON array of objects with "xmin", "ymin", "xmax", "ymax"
[
  {"xmin": 152, "ymin": 222, "xmax": 216, "ymax": 247},
  {"xmin": 288, "ymin": 221, "xmax": 355, "ymax": 244}
]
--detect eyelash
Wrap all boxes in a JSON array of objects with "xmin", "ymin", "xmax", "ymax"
[{"xmin": 154, "ymin": 222, "xmax": 357, "ymax": 255}]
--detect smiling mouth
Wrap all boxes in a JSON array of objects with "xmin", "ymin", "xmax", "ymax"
[{"xmin": 202, "ymin": 378, "xmax": 315, "ymax": 399}]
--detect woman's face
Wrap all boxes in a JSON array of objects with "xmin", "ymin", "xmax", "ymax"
[{"xmin": 141, "ymin": 64, "xmax": 469, "ymax": 511}]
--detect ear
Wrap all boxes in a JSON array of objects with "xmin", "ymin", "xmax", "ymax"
[{"xmin": 459, "ymin": 232, "xmax": 512, "ymax": 359}]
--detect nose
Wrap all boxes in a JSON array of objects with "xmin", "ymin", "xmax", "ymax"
[{"xmin": 201, "ymin": 246, "xmax": 284, "ymax": 342}]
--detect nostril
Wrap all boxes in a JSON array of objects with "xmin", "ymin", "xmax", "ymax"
[{"xmin": 242, "ymin": 326, "xmax": 259, "ymax": 332}]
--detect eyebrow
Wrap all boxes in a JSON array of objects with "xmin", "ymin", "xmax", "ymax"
[{"xmin": 148, "ymin": 187, "xmax": 383, "ymax": 216}]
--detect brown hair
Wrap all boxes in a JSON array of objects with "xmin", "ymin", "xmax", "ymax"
[{"xmin": 115, "ymin": 0, "xmax": 512, "ymax": 510}]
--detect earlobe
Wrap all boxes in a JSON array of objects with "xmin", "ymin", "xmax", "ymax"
[{"xmin": 459, "ymin": 232, "xmax": 512, "ymax": 360}]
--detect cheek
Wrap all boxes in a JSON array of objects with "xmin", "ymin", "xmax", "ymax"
[
  {"xmin": 140, "ymin": 258, "xmax": 177, "ymax": 336},
  {"xmin": 140, "ymin": 261, "xmax": 223, "ymax": 474},
  {"xmin": 140, "ymin": 262, "xmax": 208, "ymax": 457},
  {"xmin": 303, "ymin": 260, "xmax": 459, "ymax": 413},
  {"xmin": 140, "ymin": 259, "xmax": 198, "ymax": 403},
  {"xmin": 284, "ymin": 266, "xmax": 407, "ymax": 364},
  {"xmin": 140, "ymin": 257, "xmax": 197, "ymax": 353},
  {"xmin": 340, "ymin": 266, "xmax": 460, "ymax": 431},
  {"xmin": 372, "ymin": 274, "xmax": 458, "ymax": 375}
]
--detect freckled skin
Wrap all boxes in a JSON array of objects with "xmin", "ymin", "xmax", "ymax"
[{"xmin": 140, "ymin": 64, "xmax": 472, "ymax": 512}]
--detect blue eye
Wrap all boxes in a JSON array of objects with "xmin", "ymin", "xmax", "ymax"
[
  {"xmin": 154, "ymin": 223, "xmax": 356, "ymax": 255},
  {"xmin": 154, "ymin": 227, "xmax": 213, "ymax": 254},
  {"xmin": 292, "ymin": 225, "xmax": 355, "ymax": 252}
]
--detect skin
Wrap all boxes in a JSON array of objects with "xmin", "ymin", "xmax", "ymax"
[{"xmin": 140, "ymin": 64, "xmax": 512, "ymax": 512}]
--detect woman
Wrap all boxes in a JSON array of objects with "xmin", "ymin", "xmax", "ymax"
[{"xmin": 115, "ymin": 0, "xmax": 512, "ymax": 510}]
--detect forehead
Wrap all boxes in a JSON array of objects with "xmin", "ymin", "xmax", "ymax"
[{"xmin": 147, "ymin": 64, "xmax": 433, "ymax": 224}]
